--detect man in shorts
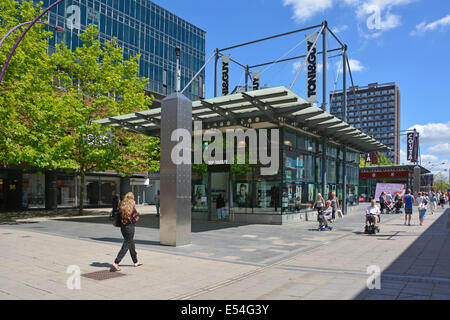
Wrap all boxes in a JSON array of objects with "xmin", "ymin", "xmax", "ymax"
[{"xmin": 404, "ymin": 189, "xmax": 414, "ymax": 226}]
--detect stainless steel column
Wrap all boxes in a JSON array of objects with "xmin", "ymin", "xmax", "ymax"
[
  {"xmin": 342, "ymin": 45, "xmax": 348, "ymax": 214},
  {"xmin": 160, "ymin": 92, "xmax": 192, "ymax": 246}
]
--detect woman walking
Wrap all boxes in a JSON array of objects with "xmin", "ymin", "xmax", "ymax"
[
  {"xmin": 112, "ymin": 192, "xmax": 143, "ymax": 271},
  {"xmin": 329, "ymin": 192, "xmax": 340, "ymax": 222},
  {"xmin": 312, "ymin": 193, "xmax": 325, "ymax": 214},
  {"xmin": 430, "ymin": 192, "xmax": 437, "ymax": 215},
  {"xmin": 417, "ymin": 192, "xmax": 428, "ymax": 226}
]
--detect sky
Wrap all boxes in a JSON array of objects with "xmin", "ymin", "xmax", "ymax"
[{"xmin": 156, "ymin": 0, "xmax": 450, "ymax": 178}]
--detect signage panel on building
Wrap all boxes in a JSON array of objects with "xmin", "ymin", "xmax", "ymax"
[
  {"xmin": 252, "ymin": 71, "xmax": 260, "ymax": 91},
  {"xmin": 407, "ymin": 132, "xmax": 418, "ymax": 162},
  {"xmin": 305, "ymin": 32, "xmax": 318, "ymax": 104},
  {"xmin": 221, "ymin": 54, "xmax": 230, "ymax": 96}
]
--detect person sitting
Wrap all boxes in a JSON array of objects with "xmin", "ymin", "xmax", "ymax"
[
  {"xmin": 366, "ymin": 199, "xmax": 381, "ymax": 228},
  {"xmin": 319, "ymin": 200, "xmax": 333, "ymax": 229}
]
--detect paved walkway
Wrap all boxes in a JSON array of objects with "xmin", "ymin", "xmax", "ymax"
[{"xmin": 0, "ymin": 207, "xmax": 448, "ymax": 299}]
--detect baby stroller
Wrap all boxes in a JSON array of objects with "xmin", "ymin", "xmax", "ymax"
[
  {"xmin": 317, "ymin": 209, "xmax": 333, "ymax": 231},
  {"xmin": 384, "ymin": 199, "xmax": 395, "ymax": 214}
]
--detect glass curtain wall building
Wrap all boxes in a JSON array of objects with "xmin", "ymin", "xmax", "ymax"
[{"xmin": 42, "ymin": 0, "xmax": 206, "ymax": 101}]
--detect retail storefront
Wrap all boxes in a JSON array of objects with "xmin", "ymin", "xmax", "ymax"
[
  {"xmin": 359, "ymin": 165, "xmax": 431, "ymax": 201},
  {"xmin": 97, "ymin": 86, "xmax": 388, "ymax": 224},
  {"xmin": 0, "ymin": 167, "xmax": 149, "ymax": 211}
]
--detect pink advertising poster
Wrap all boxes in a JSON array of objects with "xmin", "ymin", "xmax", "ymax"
[{"xmin": 375, "ymin": 183, "xmax": 406, "ymax": 200}]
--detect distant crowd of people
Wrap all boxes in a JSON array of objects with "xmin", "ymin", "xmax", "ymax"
[{"xmin": 370, "ymin": 189, "xmax": 449, "ymax": 227}]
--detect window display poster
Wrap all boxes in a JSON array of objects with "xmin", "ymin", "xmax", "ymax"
[
  {"xmin": 236, "ymin": 183, "xmax": 249, "ymax": 207},
  {"xmin": 61, "ymin": 187, "xmax": 70, "ymax": 205},
  {"xmin": 194, "ymin": 184, "xmax": 207, "ymax": 205},
  {"xmin": 308, "ymin": 184, "xmax": 314, "ymax": 202}
]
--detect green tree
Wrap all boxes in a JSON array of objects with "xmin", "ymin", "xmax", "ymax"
[
  {"xmin": 433, "ymin": 173, "xmax": 449, "ymax": 192},
  {"xmin": 0, "ymin": 0, "xmax": 73, "ymax": 169},
  {"xmin": 49, "ymin": 25, "xmax": 157, "ymax": 213}
]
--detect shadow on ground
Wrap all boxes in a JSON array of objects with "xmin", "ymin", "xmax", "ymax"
[
  {"xmin": 51, "ymin": 214, "xmax": 251, "ymax": 233},
  {"xmin": 354, "ymin": 209, "xmax": 450, "ymax": 300}
]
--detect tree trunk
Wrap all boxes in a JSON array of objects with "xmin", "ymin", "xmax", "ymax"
[{"xmin": 79, "ymin": 171, "xmax": 85, "ymax": 214}]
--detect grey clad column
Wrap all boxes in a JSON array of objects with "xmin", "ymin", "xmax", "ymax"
[
  {"xmin": 160, "ymin": 92, "xmax": 192, "ymax": 246},
  {"xmin": 120, "ymin": 177, "xmax": 131, "ymax": 199}
]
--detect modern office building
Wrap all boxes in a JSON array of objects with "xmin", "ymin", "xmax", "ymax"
[
  {"xmin": 43, "ymin": 0, "xmax": 206, "ymax": 102},
  {"xmin": 0, "ymin": 0, "xmax": 205, "ymax": 211},
  {"xmin": 329, "ymin": 82, "xmax": 400, "ymax": 164}
]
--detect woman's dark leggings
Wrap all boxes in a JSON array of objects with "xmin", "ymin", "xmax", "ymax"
[{"xmin": 114, "ymin": 224, "xmax": 138, "ymax": 264}]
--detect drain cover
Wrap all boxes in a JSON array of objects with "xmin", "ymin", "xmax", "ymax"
[{"xmin": 82, "ymin": 270, "xmax": 126, "ymax": 281}]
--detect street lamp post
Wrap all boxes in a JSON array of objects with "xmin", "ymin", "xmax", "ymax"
[
  {"xmin": 0, "ymin": 21, "xmax": 64, "ymax": 50},
  {"xmin": 0, "ymin": 0, "xmax": 66, "ymax": 85}
]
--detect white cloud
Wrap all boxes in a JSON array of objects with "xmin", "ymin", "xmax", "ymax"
[
  {"xmin": 421, "ymin": 154, "xmax": 438, "ymax": 163},
  {"xmin": 331, "ymin": 25, "xmax": 349, "ymax": 33},
  {"xmin": 427, "ymin": 143, "xmax": 450, "ymax": 156},
  {"xmin": 283, "ymin": 0, "xmax": 333, "ymax": 23},
  {"xmin": 408, "ymin": 121, "xmax": 450, "ymax": 146},
  {"xmin": 284, "ymin": 0, "xmax": 415, "ymax": 38},
  {"xmin": 411, "ymin": 14, "xmax": 450, "ymax": 36},
  {"xmin": 337, "ymin": 59, "xmax": 365, "ymax": 73}
]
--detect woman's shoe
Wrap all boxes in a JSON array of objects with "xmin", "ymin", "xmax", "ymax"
[
  {"xmin": 134, "ymin": 262, "xmax": 143, "ymax": 267},
  {"xmin": 111, "ymin": 263, "xmax": 120, "ymax": 271}
]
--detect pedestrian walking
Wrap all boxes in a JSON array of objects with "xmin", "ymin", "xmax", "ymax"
[
  {"xmin": 312, "ymin": 193, "xmax": 325, "ymax": 213},
  {"xmin": 404, "ymin": 189, "xmax": 414, "ymax": 226},
  {"xmin": 329, "ymin": 192, "xmax": 340, "ymax": 221},
  {"xmin": 430, "ymin": 192, "xmax": 437, "ymax": 215},
  {"xmin": 110, "ymin": 194, "xmax": 120, "ymax": 221},
  {"xmin": 379, "ymin": 192, "xmax": 387, "ymax": 214},
  {"xmin": 417, "ymin": 192, "xmax": 427, "ymax": 226},
  {"xmin": 439, "ymin": 192, "xmax": 446, "ymax": 209},
  {"xmin": 154, "ymin": 190, "xmax": 160, "ymax": 217},
  {"xmin": 112, "ymin": 192, "xmax": 142, "ymax": 271},
  {"xmin": 216, "ymin": 194, "xmax": 225, "ymax": 220}
]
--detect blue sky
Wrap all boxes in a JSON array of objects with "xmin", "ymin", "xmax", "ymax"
[{"xmin": 157, "ymin": 0, "xmax": 450, "ymax": 177}]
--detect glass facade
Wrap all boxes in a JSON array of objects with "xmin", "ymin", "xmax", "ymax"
[
  {"xmin": 22, "ymin": 174, "xmax": 45, "ymax": 209},
  {"xmin": 81, "ymin": 175, "xmax": 120, "ymax": 207},
  {"xmin": 192, "ymin": 128, "xmax": 361, "ymax": 219},
  {"xmin": 41, "ymin": 0, "xmax": 206, "ymax": 101}
]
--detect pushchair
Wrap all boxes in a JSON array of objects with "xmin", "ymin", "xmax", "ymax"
[{"xmin": 384, "ymin": 199, "xmax": 395, "ymax": 214}]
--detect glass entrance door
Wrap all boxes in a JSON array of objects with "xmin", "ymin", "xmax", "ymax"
[{"xmin": 210, "ymin": 172, "xmax": 229, "ymax": 221}]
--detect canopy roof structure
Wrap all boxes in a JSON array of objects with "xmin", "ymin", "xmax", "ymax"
[{"xmin": 95, "ymin": 86, "xmax": 390, "ymax": 154}]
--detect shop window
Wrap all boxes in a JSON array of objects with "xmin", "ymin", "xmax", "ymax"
[
  {"xmin": 22, "ymin": 174, "xmax": 45, "ymax": 209},
  {"xmin": 58, "ymin": 176, "xmax": 77, "ymax": 208}
]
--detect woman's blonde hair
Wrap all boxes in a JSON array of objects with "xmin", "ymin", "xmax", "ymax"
[{"xmin": 120, "ymin": 192, "xmax": 135, "ymax": 220}]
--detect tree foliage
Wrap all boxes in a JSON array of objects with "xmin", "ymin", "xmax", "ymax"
[{"xmin": 1, "ymin": 2, "xmax": 160, "ymax": 212}]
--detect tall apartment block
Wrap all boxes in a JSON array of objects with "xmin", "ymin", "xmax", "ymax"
[
  {"xmin": 329, "ymin": 83, "xmax": 400, "ymax": 164},
  {"xmin": 41, "ymin": 0, "xmax": 206, "ymax": 103}
]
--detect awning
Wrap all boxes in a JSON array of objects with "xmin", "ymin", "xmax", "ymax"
[{"xmin": 94, "ymin": 86, "xmax": 390, "ymax": 153}]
